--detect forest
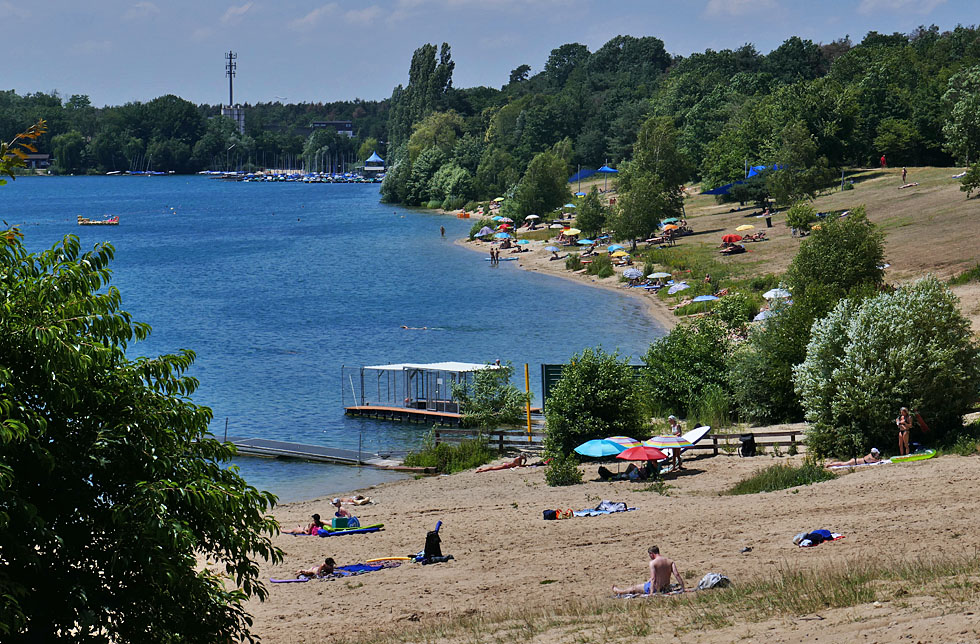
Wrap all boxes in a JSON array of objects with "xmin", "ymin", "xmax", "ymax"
[{"xmin": 380, "ymin": 26, "xmax": 980, "ymax": 211}]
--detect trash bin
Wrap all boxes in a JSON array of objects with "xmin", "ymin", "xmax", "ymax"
[
  {"xmin": 739, "ymin": 433, "xmax": 756, "ymax": 457},
  {"xmin": 765, "ymin": 215, "xmax": 773, "ymax": 228}
]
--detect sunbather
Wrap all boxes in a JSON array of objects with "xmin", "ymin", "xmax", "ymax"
[
  {"xmin": 477, "ymin": 454, "xmax": 527, "ymax": 472},
  {"xmin": 613, "ymin": 546, "xmax": 686, "ymax": 596},
  {"xmin": 282, "ymin": 513, "xmax": 325, "ymax": 535},
  {"xmin": 825, "ymin": 448, "xmax": 881, "ymax": 468},
  {"xmin": 297, "ymin": 557, "xmax": 335, "ymax": 578}
]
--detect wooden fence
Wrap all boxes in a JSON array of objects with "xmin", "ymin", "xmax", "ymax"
[
  {"xmin": 694, "ymin": 429, "xmax": 806, "ymax": 456},
  {"xmin": 433, "ymin": 428, "xmax": 545, "ymax": 452}
]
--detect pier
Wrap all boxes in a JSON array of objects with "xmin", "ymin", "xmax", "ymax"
[{"xmin": 226, "ymin": 436, "xmax": 431, "ymax": 472}]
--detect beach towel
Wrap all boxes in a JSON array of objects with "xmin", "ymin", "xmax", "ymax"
[
  {"xmin": 573, "ymin": 500, "xmax": 635, "ymax": 517},
  {"xmin": 696, "ymin": 573, "xmax": 731, "ymax": 590},
  {"xmin": 794, "ymin": 530, "xmax": 844, "ymax": 547},
  {"xmin": 271, "ymin": 561, "xmax": 401, "ymax": 583}
]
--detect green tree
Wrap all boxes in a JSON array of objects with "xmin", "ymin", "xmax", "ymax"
[
  {"xmin": 795, "ymin": 277, "xmax": 980, "ymax": 456},
  {"xmin": 874, "ymin": 118, "xmax": 920, "ymax": 165},
  {"xmin": 0, "ymin": 230, "xmax": 281, "ymax": 642},
  {"xmin": 513, "ymin": 150, "xmax": 569, "ymax": 218},
  {"xmin": 451, "ymin": 363, "xmax": 528, "ymax": 429},
  {"xmin": 942, "ymin": 65, "xmax": 980, "ymax": 164},
  {"xmin": 960, "ymin": 160, "xmax": 980, "ymax": 198},
  {"xmin": 51, "ymin": 129, "xmax": 86, "ymax": 174},
  {"xmin": 766, "ymin": 121, "xmax": 835, "ymax": 206},
  {"xmin": 508, "ymin": 64, "xmax": 531, "ymax": 86},
  {"xmin": 575, "ymin": 186, "xmax": 606, "ymax": 237},
  {"xmin": 475, "ymin": 146, "xmax": 520, "ymax": 198},
  {"xmin": 543, "ymin": 43, "xmax": 590, "ymax": 88},
  {"xmin": 543, "ymin": 348, "xmax": 643, "ymax": 457},
  {"xmin": 785, "ymin": 200, "xmax": 817, "ymax": 233},
  {"xmin": 357, "ymin": 137, "xmax": 379, "ymax": 162}
]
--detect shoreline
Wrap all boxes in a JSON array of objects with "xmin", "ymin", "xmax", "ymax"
[{"xmin": 452, "ymin": 235, "xmax": 679, "ymax": 332}]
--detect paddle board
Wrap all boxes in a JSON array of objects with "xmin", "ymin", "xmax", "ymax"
[
  {"xmin": 890, "ymin": 449, "xmax": 936, "ymax": 463},
  {"xmin": 317, "ymin": 524, "xmax": 384, "ymax": 537},
  {"xmin": 663, "ymin": 425, "xmax": 711, "ymax": 460},
  {"xmin": 271, "ymin": 578, "xmax": 310, "ymax": 583},
  {"xmin": 484, "ymin": 257, "xmax": 518, "ymax": 261},
  {"xmin": 365, "ymin": 557, "xmax": 412, "ymax": 563}
]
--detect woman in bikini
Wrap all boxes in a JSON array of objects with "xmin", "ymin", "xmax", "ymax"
[
  {"xmin": 825, "ymin": 448, "xmax": 881, "ymax": 468},
  {"xmin": 896, "ymin": 407, "xmax": 913, "ymax": 456},
  {"xmin": 282, "ymin": 513, "xmax": 325, "ymax": 535}
]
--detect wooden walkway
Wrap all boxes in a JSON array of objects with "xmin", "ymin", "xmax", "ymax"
[
  {"xmin": 344, "ymin": 405, "xmax": 464, "ymax": 426},
  {"xmin": 227, "ymin": 436, "xmax": 429, "ymax": 472}
]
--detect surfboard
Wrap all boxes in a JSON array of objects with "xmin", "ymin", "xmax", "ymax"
[
  {"xmin": 890, "ymin": 449, "xmax": 936, "ymax": 463},
  {"xmin": 317, "ymin": 524, "xmax": 384, "ymax": 537},
  {"xmin": 663, "ymin": 425, "xmax": 711, "ymax": 461},
  {"xmin": 365, "ymin": 556, "xmax": 412, "ymax": 563},
  {"xmin": 484, "ymin": 256, "xmax": 518, "ymax": 261},
  {"xmin": 271, "ymin": 578, "xmax": 310, "ymax": 583}
]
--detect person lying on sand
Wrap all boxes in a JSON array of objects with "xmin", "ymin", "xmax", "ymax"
[
  {"xmin": 613, "ymin": 545, "xmax": 686, "ymax": 596},
  {"xmin": 825, "ymin": 448, "xmax": 881, "ymax": 468},
  {"xmin": 476, "ymin": 454, "xmax": 527, "ymax": 472},
  {"xmin": 282, "ymin": 513, "xmax": 325, "ymax": 535},
  {"xmin": 297, "ymin": 557, "xmax": 335, "ymax": 578}
]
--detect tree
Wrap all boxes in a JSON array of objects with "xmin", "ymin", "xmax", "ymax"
[
  {"xmin": 785, "ymin": 200, "xmax": 817, "ymax": 233},
  {"xmin": 543, "ymin": 43, "xmax": 590, "ymax": 88},
  {"xmin": 610, "ymin": 171, "xmax": 673, "ymax": 249},
  {"xmin": 575, "ymin": 187, "xmax": 606, "ymax": 237},
  {"xmin": 451, "ymin": 363, "xmax": 528, "ymax": 429},
  {"xmin": 475, "ymin": 146, "xmax": 519, "ymax": 198},
  {"xmin": 508, "ymin": 64, "xmax": 531, "ymax": 85},
  {"xmin": 0, "ymin": 120, "xmax": 46, "ymax": 183},
  {"xmin": 0, "ymin": 229, "xmax": 281, "ymax": 641},
  {"xmin": 874, "ymin": 118, "xmax": 920, "ymax": 165},
  {"xmin": 960, "ymin": 160, "xmax": 980, "ymax": 198},
  {"xmin": 942, "ymin": 65, "xmax": 980, "ymax": 164},
  {"xmin": 543, "ymin": 348, "xmax": 643, "ymax": 457},
  {"xmin": 794, "ymin": 277, "xmax": 980, "ymax": 457},
  {"xmin": 766, "ymin": 120, "xmax": 835, "ymax": 206},
  {"xmin": 51, "ymin": 130, "xmax": 86, "ymax": 174},
  {"xmin": 642, "ymin": 318, "xmax": 732, "ymax": 418},
  {"xmin": 513, "ymin": 150, "xmax": 569, "ymax": 218}
]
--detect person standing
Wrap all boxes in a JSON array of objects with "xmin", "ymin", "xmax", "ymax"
[
  {"xmin": 612, "ymin": 545, "xmax": 686, "ymax": 596},
  {"xmin": 668, "ymin": 415, "xmax": 684, "ymax": 470},
  {"xmin": 880, "ymin": 154, "xmax": 887, "ymax": 168},
  {"xmin": 440, "ymin": 225, "xmax": 445, "ymax": 237},
  {"xmin": 902, "ymin": 167, "xmax": 908, "ymax": 184},
  {"xmin": 896, "ymin": 407, "xmax": 913, "ymax": 456}
]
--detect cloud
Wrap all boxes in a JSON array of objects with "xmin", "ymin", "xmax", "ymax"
[
  {"xmin": 0, "ymin": 1, "xmax": 30, "ymax": 19},
  {"xmin": 73, "ymin": 40, "xmax": 113, "ymax": 55},
  {"xmin": 191, "ymin": 26, "xmax": 215, "ymax": 42},
  {"xmin": 857, "ymin": 0, "xmax": 946, "ymax": 14},
  {"xmin": 345, "ymin": 6, "xmax": 382, "ymax": 24},
  {"xmin": 123, "ymin": 2, "xmax": 159, "ymax": 21},
  {"xmin": 289, "ymin": 3, "xmax": 338, "ymax": 31},
  {"xmin": 221, "ymin": 2, "xmax": 254, "ymax": 24},
  {"xmin": 703, "ymin": 0, "xmax": 778, "ymax": 17}
]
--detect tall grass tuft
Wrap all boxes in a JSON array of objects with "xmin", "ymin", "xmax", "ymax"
[
  {"xmin": 687, "ymin": 384, "xmax": 730, "ymax": 428},
  {"xmin": 402, "ymin": 431, "xmax": 496, "ymax": 473},
  {"xmin": 726, "ymin": 460, "xmax": 835, "ymax": 495}
]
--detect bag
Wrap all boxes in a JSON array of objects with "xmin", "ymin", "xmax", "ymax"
[
  {"xmin": 543, "ymin": 509, "xmax": 557, "ymax": 521},
  {"xmin": 424, "ymin": 529, "xmax": 442, "ymax": 559},
  {"xmin": 696, "ymin": 573, "xmax": 731, "ymax": 590},
  {"xmin": 739, "ymin": 433, "xmax": 756, "ymax": 457}
]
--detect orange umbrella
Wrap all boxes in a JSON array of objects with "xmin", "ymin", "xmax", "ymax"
[
  {"xmin": 722, "ymin": 234, "xmax": 742, "ymax": 243},
  {"xmin": 663, "ymin": 224, "xmax": 679, "ymax": 231}
]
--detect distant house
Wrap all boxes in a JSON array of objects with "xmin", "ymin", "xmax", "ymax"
[
  {"xmin": 24, "ymin": 153, "xmax": 51, "ymax": 169},
  {"xmin": 311, "ymin": 120, "xmax": 354, "ymax": 138},
  {"xmin": 363, "ymin": 151, "xmax": 385, "ymax": 177}
]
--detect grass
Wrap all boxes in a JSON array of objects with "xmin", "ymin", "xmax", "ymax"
[
  {"xmin": 402, "ymin": 433, "xmax": 496, "ymax": 473},
  {"xmin": 331, "ymin": 554, "xmax": 980, "ymax": 644},
  {"xmin": 725, "ymin": 461, "xmax": 835, "ymax": 495},
  {"xmin": 949, "ymin": 263, "xmax": 980, "ymax": 285}
]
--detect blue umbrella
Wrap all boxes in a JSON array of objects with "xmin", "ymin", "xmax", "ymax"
[
  {"xmin": 491, "ymin": 215, "xmax": 503, "ymax": 222},
  {"xmin": 516, "ymin": 239, "xmax": 530, "ymax": 245},
  {"xmin": 575, "ymin": 192, "xmax": 586, "ymax": 197},
  {"xmin": 494, "ymin": 232, "xmax": 511, "ymax": 239},
  {"xmin": 574, "ymin": 439, "xmax": 626, "ymax": 457},
  {"xmin": 692, "ymin": 295, "xmax": 719, "ymax": 302},
  {"xmin": 753, "ymin": 310, "xmax": 775, "ymax": 321},
  {"xmin": 597, "ymin": 165, "xmax": 618, "ymax": 173},
  {"xmin": 623, "ymin": 268, "xmax": 644, "ymax": 279},
  {"xmin": 667, "ymin": 283, "xmax": 690, "ymax": 295},
  {"xmin": 564, "ymin": 203, "xmax": 577, "ymax": 208},
  {"xmin": 608, "ymin": 244, "xmax": 625, "ymax": 252},
  {"xmin": 577, "ymin": 239, "xmax": 594, "ymax": 245},
  {"xmin": 545, "ymin": 246, "xmax": 560, "ymax": 252}
]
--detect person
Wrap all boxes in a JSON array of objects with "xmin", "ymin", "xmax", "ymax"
[
  {"xmin": 476, "ymin": 454, "xmax": 526, "ymax": 472},
  {"xmin": 551, "ymin": 250, "xmax": 560, "ymax": 260},
  {"xmin": 902, "ymin": 167, "xmax": 908, "ymax": 184},
  {"xmin": 825, "ymin": 448, "xmax": 882, "ymax": 468},
  {"xmin": 297, "ymin": 557, "xmax": 335, "ymax": 578},
  {"xmin": 896, "ymin": 407, "xmax": 913, "ymax": 456},
  {"xmin": 440, "ymin": 225, "xmax": 445, "ymax": 237},
  {"xmin": 282, "ymin": 513, "xmax": 325, "ymax": 535},
  {"xmin": 612, "ymin": 546, "xmax": 686, "ymax": 596},
  {"xmin": 668, "ymin": 415, "xmax": 684, "ymax": 470},
  {"xmin": 880, "ymin": 154, "xmax": 887, "ymax": 168},
  {"xmin": 704, "ymin": 273, "xmax": 711, "ymax": 285},
  {"xmin": 331, "ymin": 497, "xmax": 351, "ymax": 518}
]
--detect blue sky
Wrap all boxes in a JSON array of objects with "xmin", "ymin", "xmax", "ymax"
[{"xmin": 2, "ymin": 0, "xmax": 972, "ymax": 106}]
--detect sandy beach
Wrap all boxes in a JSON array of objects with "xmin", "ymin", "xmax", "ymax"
[{"xmin": 249, "ymin": 450, "xmax": 980, "ymax": 643}]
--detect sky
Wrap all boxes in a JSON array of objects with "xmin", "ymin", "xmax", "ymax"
[{"xmin": 2, "ymin": 0, "xmax": 974, "ymax": 107}]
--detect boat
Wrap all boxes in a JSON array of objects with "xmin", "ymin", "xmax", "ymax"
[{"xmin": 77, "ymin": 215, "xmax": 119, "ymax": 226}]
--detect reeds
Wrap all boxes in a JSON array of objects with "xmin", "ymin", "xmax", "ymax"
[{"xmin": 725, "ymin": 461, "xmax": 835, "ymax": 495}]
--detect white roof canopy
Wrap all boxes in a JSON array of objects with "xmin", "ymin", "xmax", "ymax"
[{"xmin": 362, "ymin": 362, "xmax": 500, "ymax": 373}]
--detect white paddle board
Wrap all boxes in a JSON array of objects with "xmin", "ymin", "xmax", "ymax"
[{"xmin": 664, "ymin": 425, "xmax": 711, "ymax": 461}]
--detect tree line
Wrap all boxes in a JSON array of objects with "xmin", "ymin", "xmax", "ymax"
[{"xmin": 0, "ymin": 90, "xmax": 388, "ymax": 175}]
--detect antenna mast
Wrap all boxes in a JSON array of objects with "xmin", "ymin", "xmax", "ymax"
[{"xmin": 225, "ymin": 51, "xmax": 237, "ymax": 105}]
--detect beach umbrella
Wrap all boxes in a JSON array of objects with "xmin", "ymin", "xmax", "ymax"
[
  {"xmin": 721, "ymin": 234, "xmax": 742, "ymax": 243},
  {"xmin": 667, "ymin": 283, "xmax": 690, "ymax": 295},
  {"xmin": 597, "ymin": 165, "xmax": 618, "ymax": 174},
  {"xmin": 763, "ymin": 288, "xmax": 792, "ymax": 300},
  {"xmin": 616, "ymin": 445, "xmax": 667, "ymax": 462},
  {"xmin": 611, "ymin": 250, "xmax": 629, "ymax": 258},
  {"xmin": 692, "ymin": 295, "xmax": 719, "ymax": 302},
  {"xmin": 525, "ymin": 214, "xmax": 540, "ymax": 220},
  {"xmin": 545, "ymin": 246, "xmax": 560, "ymax": 252},
  {"xmin": 564, "ymin": 228, "xmax": 581, "ymax": 236},
  {"xmin": 662, "ymin": 224, "xmax": 680, "ymax": 231},
  {"xmin": 499, "ymin": 217, "xmax": 514, "ymax": 223},
  {"xmin": 491, "ymin": 215, "xmax": 503, "ymax": 221},
  {"xmin": 516, "ymin": 239, "xmax": 531, "ymax": 245},
  {"xmin": 878, "ymin": 263, "xmax": 891, "ymax": 269},
  {"xmin": 574, "ymin": 439, "xmax": 626, "ymax": 457},
  {"xmin": 577, "ymin": 239, "xmax": 594, "ymax": 245},
  {"xmin": 493, "ymin": 196, "xmax": 505, "ymax": 202},
  {"xmin": 606, "ymin": 436, "xmax": 642, "ymax": 449},
  {"xmin": 661, "ymin": 218, "xmax": 680, "ymax": 224},
  {"xmin": 648, "ymin": 272, "xmax": 672, "ymax": 279},
  {"xmin": 549, "ymin": 223, "xmax": 565, "ymax": 229},
  {"xmin": 498, "ymin": 224, "xmax": 512, "ymax": 230},
  {"xmin": 575, "ymin": 192, "xmax": 586, "ymax": 197},
  {"xmin": 494, "ymin": 232, "xmax": 511, "ymax": 239},
  {"xmin": 607, "ymin": 244, "xmax": 625, "ymax": 252},
  {"xmin": 564, "ymin": 203, "xmax": 576, "ymax": 208},
  {"xmin": 753, "ymin": 309, "xmax": 775, "ymax": 322},
  {"xmin": 623, "ymin": 268, "xmax": 644, "ymax": 279},
  {"xmin": 735, "ymin": 224, "xmax": 755, "ymax": 232},
  {"xmin": 644, "ymin": 435, "xmax": 695, "ymax": 450},
  {"xmin": 477, "ymin": 226, "xmax": 494, "ymax": 237}
]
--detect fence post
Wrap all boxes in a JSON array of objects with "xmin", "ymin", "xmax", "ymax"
[
  {"xmin": 790, "ymin": 432, "xmax": 797, "ymax": 451},
  {"xmin": 434, "ymin": 431, "xmax": 441, "ymax": 445},
  {"xmin": 498, "ymin": 431, "xmax": 504, "ymax": 452},
  {"xmin": 713, "ymin": 436, "xmax": 719, "ymax": 456}
]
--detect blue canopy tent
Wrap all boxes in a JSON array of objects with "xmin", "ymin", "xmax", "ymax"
[{"xmin": 597, "ymin": 164, "xmax": 618, "ymax": 190}]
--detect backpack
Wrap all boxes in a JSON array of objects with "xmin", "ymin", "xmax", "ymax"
[
  {"xmin": 424, "ymin": 529, "xmax": 442, "ymax": 559},
  {"xmin": 739, "ymin": 433, "xmax": 756, "ymax": 457}
]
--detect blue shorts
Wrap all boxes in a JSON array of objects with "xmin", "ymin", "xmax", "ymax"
[{"xmin": 643, "ymin": 581, "xmax": 652, "ymax": 594}]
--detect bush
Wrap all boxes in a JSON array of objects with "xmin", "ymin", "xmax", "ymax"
[
  {"xmin": 715, "ymin": 292, "xmax": 756, "ymax": 329},
  {"xmin": 403, "ymin": 433, "xmax": 496, "ymax": 473},
  {"xmin": 726, "ymin": 460, "xmax": 836, "ymax": 495},
  {"xmin": 642, "ymin": 318, "xmax": 732, "ymax": 418},
  {"xmin": 585, "ymin": 254, "xmax": 614, "ymax": 278},
  {"xmin": 785, "ymin": 201, "xmax": 817, "ymax": 233},
  {"xmin": 795, "ymin": 277, "xmax": 980, "ymax": 457},
  {"xmin": 468, "ymin": 218, "xmax": 494, "ymax": 240},
  {"xmin": 960, "ymin": 161, "xmax": 980, "ymax": 198},
  {"xmin": 565, "ymin": 253, "xmax": 583, "ymax": 271},
  {"xmin": 451, "ymin": 362, "xmax": 528, "ymax": 429},
  {"xmin": 544, "ymin": 452, "xmax": 583, "ymax": 487},
  {"xmin": 544, "ymin": 348, "xmax": 644, "ymax": 456},
  {"xmin": 687, "ymin": 383, "xmax": 730, "ymax": 428}
]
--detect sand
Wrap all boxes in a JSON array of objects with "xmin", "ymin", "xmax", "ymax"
[{"xmin": 247, "ymin": 451, "xmax": 980, "ymax": 643}]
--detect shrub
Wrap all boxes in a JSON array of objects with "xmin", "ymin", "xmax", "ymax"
[
  {"xmin": 544, "ymin": 348, "xmax": 644, "ymax": 456},
  {"xmin": 565, "ymin": 253, "xmax": 583, "ymax": 271},
  {"xmin": 960, "ymin": 161, "xmax": 980, "ymax": 198},
  {"xmin": 585, "ymin": 254, "xmax": 613, "ymax": 277},
  {"xmin": 726, "ymin": 460, "xmax": 835, "ymax": 495},
  {"xmin": 468, "ymin": 217, "xmax": 494, "ymax": 240},
  {"xmin": 426, "ymin": 199, "xmax": 443, "ymax": 210},
  {"xmin": 451, "ymin": 362, "xmax": 528, "ymax": 429},
  {"xmin": 795, "ymin": 277, "xmax": 980, "ymax": 457},
  {"xmin": 642, "ymin": 318, "xmax": 732, "ymax": 418},
  {"xmin": 785, "ymin": 201, "xmax": 817, "ymax": 233},
  {"xmin": 715, "ymin": 292, "xmax": 756, "ymax": 329},
  {"xmin": 687, "ymin": 383, "xmax": 730, "ymax": 428},
  {"xmin": 544, "ymin": 452, "xmax": 583, "ymax": 487},
  {"xmin": 403, "ymin": 434, "xmax": 496, "ymax": 474}
]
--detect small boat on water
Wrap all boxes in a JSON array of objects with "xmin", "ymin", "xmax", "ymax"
[{"xmin": 77, "ymin": 215, "xmax": 119, "ymax": 226}]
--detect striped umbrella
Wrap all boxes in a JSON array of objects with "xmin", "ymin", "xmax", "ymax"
[
  {"xmin": 644, "ymin": 435, "xmax": 695, "ymax": 449},
  {"xmin": 606, "ymin": 436, "xmax": 641, "ymax": 449},
  {"xmin": 623, "ymin": 268, "xmax": 644, "ymax": 279}
]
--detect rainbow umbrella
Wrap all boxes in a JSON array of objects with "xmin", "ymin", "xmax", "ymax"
[
  {"xmin": 606, "ymin": 436, "xmax": 642, "ymax": 449},
  {"xmin": 644, "ymin": 435, "xmax": 695, "ymax": 450}
]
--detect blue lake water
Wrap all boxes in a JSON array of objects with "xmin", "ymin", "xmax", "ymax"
[{"xmin": 2, "ymin": 176, "xmax": 664, "ymax": 502}]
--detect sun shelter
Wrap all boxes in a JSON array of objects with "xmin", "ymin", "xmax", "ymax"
[{"xmin": 344, "ymin": 362, "xmax": 502, "ymax": 415}]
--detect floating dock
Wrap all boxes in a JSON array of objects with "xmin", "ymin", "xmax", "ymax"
[
  {"xmin": 226, "ymin": 436, "xmax": 431, "ymax": 472},
  {"xmin": 343, "ymin": 404, "xmax": 464, "ymax": 426}
]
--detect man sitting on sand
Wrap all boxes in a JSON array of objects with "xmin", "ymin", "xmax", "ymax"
[
  {"xmin": 825, "ymin": 448, "xmax": 882, "ymax": 468},
  {"xmin": 613, "ymin": 546, "xmax": 686, "ymax": 596},
  {"xmin": 476, "ymin": 454, "xmax": 527, "ymax": 472},
  {"xmin": 297, "ymin": 557, "xmax": 335, "ymax": 578}
]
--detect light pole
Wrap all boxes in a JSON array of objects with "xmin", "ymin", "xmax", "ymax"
[{"xmin": 226, "ymin": 144, "xmax": 236, "ymax": 172}]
